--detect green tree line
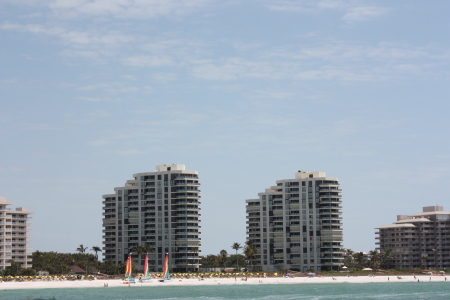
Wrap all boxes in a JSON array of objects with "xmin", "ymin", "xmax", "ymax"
[
  {"xmin": 200, "ymin": 242, "xmax": 259, "ymax": 271},
  {"xmin": 342, "ymin": 248, "xmax": 394, "ymax": 270}
]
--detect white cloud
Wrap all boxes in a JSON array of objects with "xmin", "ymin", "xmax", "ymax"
[
  {"xmin": 75, "ymin": 96, "xmax": 123, "ymax": 102},
  {"xmin": 343, "ymin": 6, "xmax": 388, "ymax": 21},
  {"xmin": 17, "ymin": 123, "xmax": 57, "ymax": 130},
  {"xmin": 122, "ymin": 55, "xmax": 175, "ymax": 67},
  {"xmin": 48, "ymin": 0, "xmax": 211, "ymax": 19},
  {"xmin": 122, "ymin": 74, "xmax": 136, "ymax": 80},
  {"xmin": 88, "ymin": 139, "xmax": 111, "ymax": 146},
  {"xmin": 86, "ymin": 110, "xmax": 111, "ymax": 118},
  {"xmin": 152, "ymin": 73, "xmax": 178, "ymax": 82},
  {"xmin": 317, "ymin": 0, "xmax": 345, "ymax": 10},
  {"xmin": 261, "ymin": 0, "xmax": 388, "ymax": 23},
  {"xmin": 263, "ymin": 0, "xmax": 315, "ymax": 12},
  {"xmin": 115, "ymin": 149, "xmax": 146, "ymax": 155},
  {"xmin": 192, "ymin": 57, "xmax": 282, "ymax": 80},
  {"xmin": 75, "ymin": 96, "xmax": 103, "ymax": 102},
  {"xmin": 0, "ymin": 23, "xmax": 132, "ymax": 48},
  {"xmin": 249, "ymin": 90, "xmax": 294, "ymax": 99}
]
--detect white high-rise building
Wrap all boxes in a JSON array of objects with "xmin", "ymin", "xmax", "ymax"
[
  {"xmin": 0, "ymin": 197, "xmax": 33, "ymax": 272},
  {"xmin": 246, "ymin": 170, "xmax": 343, "ymax": 271},
  {"xmin": 376, "ymin": 206, "xmax": 450, "ymax": 269},
  {"xmin": 102, "ymin": 164, "xmax": 201, "ymax": 272}
]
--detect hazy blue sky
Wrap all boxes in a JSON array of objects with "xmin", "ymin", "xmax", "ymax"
[{"xmin": 1, "ymin": 0, "xmax": 449, "ymax": 258}]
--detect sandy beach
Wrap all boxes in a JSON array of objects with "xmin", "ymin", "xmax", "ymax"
[{"xmin": 0, "ymin": 275, "xmax": 447, "ymax": 290}]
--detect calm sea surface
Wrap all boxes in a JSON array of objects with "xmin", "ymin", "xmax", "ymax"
[{"xmin": 2, "ymin": 282, "xmax": 449, "ymax": 300}]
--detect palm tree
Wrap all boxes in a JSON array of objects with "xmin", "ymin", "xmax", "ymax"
[
  {"xmin": 231, "ymin": 243, "xmax": 242, "ymax": 271},
  {"xmin": 130, "ymin": 243, "xmax": 155, "ymax": 270},
  {"xmin": 369, "ymin": 250, "xmax": 381, "ymax": 270},
  {"xmin": 76, "ymin": 244, "xmax": 88, "ymax": 254},
  {"xmin": 381, "ymin": 249, "xmax": 394, "ymax": 269},
  {"xmin": 353, "ymin": 252, "xmax": 367, "ymax": 269},
  {"xmin": 201, "ymin": 255, "xmax": 219, "ymax": 272},
  {"xmin": 142, "ymin": 243, "xmax": 154, "ymax": 255},
  {"xmin": 91, "ymin": 246, "xmax": 102, "ymax": 260},
  {"xmin": 218, "ymin": 250, "xmax": 228, "ymax": 269},
  {"xmin": 130, "ymin": 245, "xmax": 145, "ymax": 270},
  {"xmin": 244, "ymin": 243, "xmax": 258, "ymax": 271},
  {"xmin": 342, "ymin": 248, "xmax": 354, "ymax": 269},
  {"xmin": 5, "ymin": 259, "xmax": 22, "ymax": 276}
]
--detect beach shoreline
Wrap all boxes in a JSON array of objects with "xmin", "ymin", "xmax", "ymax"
[{"xmin": 0, "ymin": 275, "xmax": 447, "ymax": 290}]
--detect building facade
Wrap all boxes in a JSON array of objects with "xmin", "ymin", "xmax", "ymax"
[
  {"xmin": 246, "ymin": 170, "xmax": 343, "ymax": 272},
  {"xmin": 376, "ymin": 206, "xmax": 450, "ymax": 269},
  {"xmin": 102, "ymin": 164, "xmax": 201, "ymax": 272},
  {"xmin": 0, "ymin": 197, "xmax": 33, "ymax": 272}
]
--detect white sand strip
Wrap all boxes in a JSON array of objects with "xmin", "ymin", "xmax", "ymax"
[{"xmin": 0, "ymin": 275, "xmax": 447, "ymax": 290}]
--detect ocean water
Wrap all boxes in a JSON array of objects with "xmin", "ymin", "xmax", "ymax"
[{"xmin": 1, "ymin": 282, "xmax": 449, "ymax": 300}]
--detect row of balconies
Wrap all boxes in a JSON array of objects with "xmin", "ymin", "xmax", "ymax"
[
  {"xmin": 171, "ymin": 206, "xmax": 200, "ymax": 211},
  {"xmin": 319, "ymin": 183, "xmax": 339, "ymax": 187},
  {"xmin": 319, "ymin": 188, "xmax": 342, "ymax": 193},
  {"xmin": 173, "ymin": 225, "xmax": 201, "ymax": 229},
  {"xmin": 173, "ymin": 182, "xmax": 201, "ymax": 186},
  {"xmin": 172, "ymin": 187, "xmax": 200, "ymax": 192},
  {"xmin": 172, "ymin": 200, "xmax": 200, "ymax": 205},
  {"xmin": 172, "ymin": 194, "xmax": 201, "ymax": 199},
  {"xmin": 174, "ymin": 231, "xmax": 199, "ymax": 235},
  {"xmin": 173, "ymin": 212, "xmax": 201, "ymax": 217},
  {"xmin": 173, "ymin": 218, "xmax": 200, "ymax": 223}
]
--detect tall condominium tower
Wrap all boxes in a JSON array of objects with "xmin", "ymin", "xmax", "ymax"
[
  {"xmin": 102, "ymin": 164, "xmax": 201, "ymax": 272},
  {"xmin": 246, "ymin": 170, "xmax": 343, "ymax": 272},
  {"xmin": 0, "ymin": 197, "xmax": 33, "ymax": 271},
  {"xmin": 376, "ymin": 206, "xmax": 450, "ymax": 269}
]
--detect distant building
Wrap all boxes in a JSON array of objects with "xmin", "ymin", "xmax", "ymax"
[
  {"xmin": 376, "ymin": 206, "xmax": 450, "ymax": 269},
  {"xmin": 246, "ymin": 170, "xmax": 344, "ymax": 272},
  {"xmin": 102, "ymin": 164, "xmax": 201, "ymax": 272},
  {"xmin": 0, "ymin": 197, "xmax": 33, "ymax": 271}
]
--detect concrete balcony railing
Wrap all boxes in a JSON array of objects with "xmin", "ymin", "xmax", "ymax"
[{"xmin": 174, "ymin": 182, "xmax": 201, "ymax": 186}]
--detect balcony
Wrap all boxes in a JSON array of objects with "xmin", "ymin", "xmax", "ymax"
[
  {"xmin": 320, "ymin": 188, "xmax": 342, "ymax": 193},
  {"xmin": 174, "ymin": 182, "xmax": 201, "ymax": 186},
  {"xmin": 319, "ymin": 183, "xmax": 339, "ymax": 187},
  {"xmin": 175, "ymin": 212, "xmax": 200, "ymax": 217}
]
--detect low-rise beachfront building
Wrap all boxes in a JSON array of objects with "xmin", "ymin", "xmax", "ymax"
[
  {"xmin": 102, "ymin": 164, "xmax": 201, "ymax": 272},
  {"xmin": 376, "ymin": 206, "xmax": 450, "ymax": 270},
  {"xmin": 0, "ymin": 197, "xmax": 33, "ymax": 272},
  {"xmin": 246, "ymin": 170, "xmax": 344, "ymax": 272}
]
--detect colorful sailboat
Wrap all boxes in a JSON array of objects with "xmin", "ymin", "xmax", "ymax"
[
  {"xmin": 123, "ymin": 254, "xmax": 135, "ymax": 284},
  {"xmin": 159, "ymin": 253, "xmax": 171, "ymax": 282},
  {"xmin": 139, "ymin": 253, "xmax": 152, "ymax": 283}
]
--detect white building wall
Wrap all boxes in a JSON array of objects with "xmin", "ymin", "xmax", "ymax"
[{"xmin": 0, "ymin": 197, "xmax": 33, "ymax": 271}]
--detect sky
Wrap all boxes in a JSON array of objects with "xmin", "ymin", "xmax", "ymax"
[{"xmin": 1, "ymin": 0, "xmax": 450, "ymax": 259}]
